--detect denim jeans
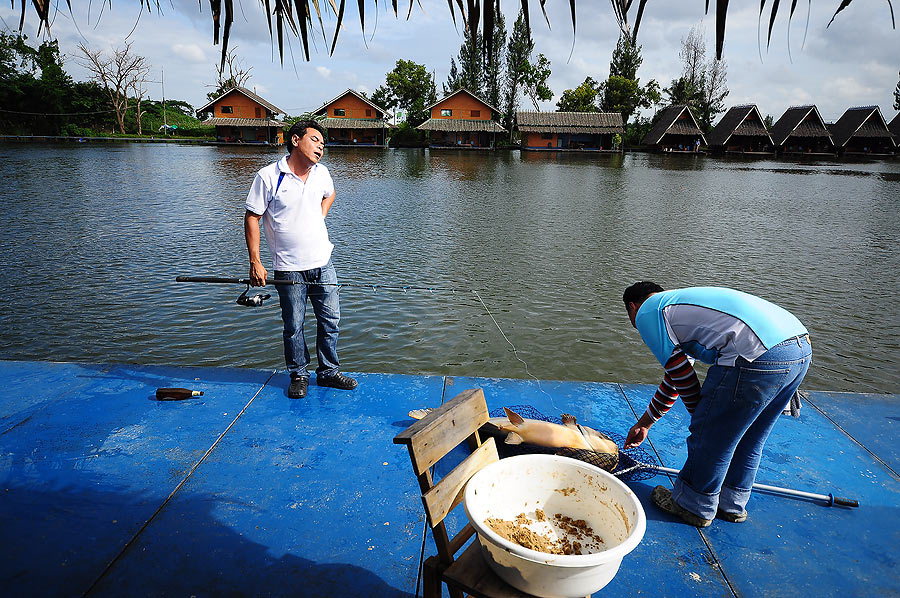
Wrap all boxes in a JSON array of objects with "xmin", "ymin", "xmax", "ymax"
[
  {"xmin": 274, "ymin": 260, "xmax": 341, "ymax": 378},
  {"xmin": 672, "ymin": 335, "xmax": 812, "ymax": 520}
]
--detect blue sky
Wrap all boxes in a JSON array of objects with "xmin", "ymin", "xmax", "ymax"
[{"xmin": 2, "ymin": 1, "xmax": 897, "ymax": 123}]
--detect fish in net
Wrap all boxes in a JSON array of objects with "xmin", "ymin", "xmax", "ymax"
[{"xmin": 487, "ymin": 405, "xmax": 659, "ymax": 482}]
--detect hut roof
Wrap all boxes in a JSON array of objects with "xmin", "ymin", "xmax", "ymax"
[
  {"xmin": 312, "ymin": 88, "xmax": 391, "ymax": 118},
  {"xmin": 197, "ymin": 87, "xmax": 284, "ymax": 116},
  {"xmin": 826, "ymin": 106, "xmax": 896, "ymax": 147},
  {"xmin": 707, "ymin": 104, "xmax": 773, "ymax": 146},
  {"xmin": 425, "ymin": 88, "xmax": 501, "ymax": 114},
  {"xmin": 641, "ymin": 105, "xmax": 707, "ymax": 145},
  {"xmin": 416, "ymin": 118, "xmax": 507, "ymax": 133},
  {"xmin": 515, "ymin": 111, "xmax": 623, "ymax": 134},
  {"xmin": 889, "ymin": 112, "xmax": 900, "ymax": 138},
  {"xmin": 318, "ymin": 117, "xmax": 388, "ymax": 130},
  {"xmin": 770, "ymin": 105, "xmax": 832, "ymax": 146},
  {"xmin": 201, "ymin": 117, "xmax": 285, "ymax": 127}
]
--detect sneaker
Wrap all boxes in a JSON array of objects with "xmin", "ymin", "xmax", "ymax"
[
  {"xmin": 288, "ymin": 376, "xmax": 309, "ymax": 399},
  {"xmin": 716, "ymin": 508, "xmax": 748, "ymax": 523},
  {"xmin": 316, "ymin": 372, "xmax": 358, "ymax": 390},
  {"xmin": 651, "ymin": 485, "xmax": 712, "ymax": 528}
]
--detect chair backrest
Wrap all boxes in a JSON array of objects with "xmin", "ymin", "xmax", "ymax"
[{"xmin": 394, "ymin": 388, "xmax": 500, "ymax": 564}]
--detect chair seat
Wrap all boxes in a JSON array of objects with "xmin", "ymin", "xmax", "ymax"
[{"xmin": 443, "ymin": 541, "xmax": 539, "ymax": 598}]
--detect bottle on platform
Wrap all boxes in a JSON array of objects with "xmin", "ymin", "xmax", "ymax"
[{"xmin": 156, "ymin": 388, "xmax": 204, "ymax": 400}]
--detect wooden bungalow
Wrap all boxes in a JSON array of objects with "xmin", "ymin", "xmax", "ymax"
[
  {"xmin": 416, "ymin": 89, "xmax": 506, "ymax": 149},
  {"xmin": 707, "ymin": 104, "xmax": 774, "ymax": 154},
  {"xmin": 826, "ymin": 106, "xmax": 896, "ymax": 157},
  {"xmin": 312, "ymin": 89, "xmax": 391, "ymax": 146},
  {"xmin": 641, "ymin": 105, "xmax": 706, "ymax": 152},
  {"xmin": 769, "ymin": 105, "xmax": 834, "ymax": 156},
  {"xmin": 889, "ymin": 112, "xmax": 900, "ymax": 149},
  {"xmin": 515, "ymin": 111, "xmax": 624, "ymax": 151},
  {"xmin": 197, "ymin": 87, "xmax": 285, "ymax": 144}
]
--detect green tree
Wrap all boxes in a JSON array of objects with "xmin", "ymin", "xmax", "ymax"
[
  {"xmin": 373, "ymin": 59, "xmax": 436, "ymax": 127},
  {"xmin": 523, "ymin": 53, "xmax": 553, "ymax": 110},
  {"xmin": 444, "ymin": 31, "xmax": 482, "ymax": 96},
  {"xmin": 502, "ymin": 10, "xmax": 534, "ymax": 130},
  {"xmin": 483, "ymin": 7, "xmax": 507, "ymax": 112},
  {"xmin": 894, "ymin": 71, "xmax": 900, "ymax": 111},
  {"xmin": 598, "ymin": 34, "xmax": 660, "ymax": 128},
  {"xmin": 557, "ymin": 77, "xmax": 600, "ymax": 112},
  {"xmin": 664, "ymin": 25, "xmax": 728, "ymax": 131}
]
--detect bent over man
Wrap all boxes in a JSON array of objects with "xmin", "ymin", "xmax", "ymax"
[
  {"xmin": 622, "ymin": 282, "xmax": 811, "ymax": 527},
  {"xmin": 244, "ymin": 120, "xmax": 358, "ymax": 399}
]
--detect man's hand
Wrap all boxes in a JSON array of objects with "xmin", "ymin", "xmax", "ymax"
[
  {"xmin": 249, "ymin": 261, "xmax": 267, "ymax": 287},
  {"xmin": 624, "ymin": 412, "xmax": 655, "ymax": 448}
]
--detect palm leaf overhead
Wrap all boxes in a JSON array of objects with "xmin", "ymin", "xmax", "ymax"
[{"xmin": 13, "ymin": 0, "xmax": 895, "ymax": 66}]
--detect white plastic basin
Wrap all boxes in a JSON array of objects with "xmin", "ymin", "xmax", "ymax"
[{"xmin": 463, "ymin": 454, "xmax": 645, "ymax": 598}]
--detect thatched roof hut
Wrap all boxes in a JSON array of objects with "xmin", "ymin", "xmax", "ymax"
[
  {"xmin": 826, "ymin": 106, "xmax": 896, "ymax": 155},
  {"xmin": 516, "ymin": 111, "xmax": 623, "ymax": 151},
  {"xmin": 642, "ymin": 105, "xmax": 706, "ymax": 151},
  {"xmin": 312, "ymin": 89, "xmax": 391, "ymax": 146},
  {"xmin": 889, "ymin": 112, "xmax": 900, "ymax": 140},
  {"xmin": 706, "ymin": 104, "xmax": 773, "ymax": 152},
  {"xmin": 197, "ymin": 87, "xmax": 286, "ymax": 144},
  {"xmin": 769, "ymin": 105, "xmax": 834, "ymax": 154},
  {"xmin": 417, "ymin": 89, "xmax": 506, "ymax": 148}
]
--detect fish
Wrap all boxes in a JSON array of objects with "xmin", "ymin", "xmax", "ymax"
[{"xmin": 407, "ymin": 407, "xmax": 619, "ymax": 456}]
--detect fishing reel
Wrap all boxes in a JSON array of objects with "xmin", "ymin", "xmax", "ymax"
[{"xmin": 236, "ymin": 284, "xmax": 271, "ymax": 307}]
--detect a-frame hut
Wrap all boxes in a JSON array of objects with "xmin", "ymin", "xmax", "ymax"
[
  {"xmin": 641, "ymin": 105, "xmax": 706, "ymax": 152},
  {"xmin": 312, "ymin": 89, "xmax": 392, "ymax": 147},
  {"xmin": 826, "ymin": 106, "xmax": 897, "ymax": 156},
  {"xmin": 416, "ymin": 89, "xmax": 506, "ymax": 149},
  {"xmin": 707, "ymin": 104, "xmax": 774, "ymax": 154},
  {"xmin": 770, "ymin": 105, "xmax": 834, "ymax": 155},
  {"xmin": 515, "ymin": 111, "xmax": 624, "ymax": 151},
  {"xmin": 197, "ymin": 87, "xmax": 286, "ymax": 144},
  {"xmin": 890, "ymin": 113, "xmax": 900, "ymax": 152}
]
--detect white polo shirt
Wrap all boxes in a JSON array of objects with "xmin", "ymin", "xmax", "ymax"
[{"xmin": 245, "ymin": 156, "xmax": 335, "ymax": 271}]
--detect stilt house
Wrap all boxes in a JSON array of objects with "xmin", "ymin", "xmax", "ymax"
[
  {"xmin": 197, "ymin": 87, "xmax": 285, "ymax": 144},
  {"xmin": 515, "ymin": 111, "xmax": 624, "ymax": 151},
  {"xmin": 826, "ymin": 106, "xmax": 896, "ymax": 156},
  {"xmin": 770, "ymin": 105, "xmax": 834, "ymax": 155},
  {"xmin": 312, "ymin": 89, "xmax": 391, "ymax": 146},
  {"xmin": 707, "ymin": 104, "xmax": 774, "ymax": 154},
  {"xmin": 641, "ymin": 105, "xmax": 706, "ymax": 152},
  {"xmin": 416, "ymin": 89, "xmax": 506, "ymax": 149}
]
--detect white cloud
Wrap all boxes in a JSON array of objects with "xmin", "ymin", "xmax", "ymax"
[
  {"xmin": 171, "ymin": 43, "xmax": 206, "ymax": 63},
  {"xmin": 316, "ymin": 66, "xmax": 332, "ymax": 79}
]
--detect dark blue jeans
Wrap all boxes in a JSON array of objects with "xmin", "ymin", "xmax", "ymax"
[
  {"xmin": 274, "ymin": 260, "xmax": 341, "ymax": 378},
  {"xmin": 673, "ymin": 335, "xmax": 812, "ymax": 519}
]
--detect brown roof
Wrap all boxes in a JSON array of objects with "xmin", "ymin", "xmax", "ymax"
[
  {"xmin": 202, "ymin": 117, "xmax": 285, "ymax": 127},
  {"xmin": 318, "ymin": 117, "xmax": 389, "ymax": 129},
  {"xmin": 515, "ymin": 111, "xmax": 623, "ymax": 134},
  {"xmin": 707, "ymin": 104, "xmax": 773, "ymax": 146},
  {"xmin": 770, "ymin": 105, "xmax": 832, "ymax": 146},
  {"xmin": 889, "ymin": 113, "xmax": 900, "ymax": 138},
  {"xmin": 641, "ymin": 105, "xmax": 706, "ymax": 145},
  {"xmin": 425, "ymin": 88, "xmax": 501, "ymax": 114},
  {"xmin": 312, "ymin": 88, "xmax": 391, "ymax": 118},
  {"xmin": 416, "ymin": 118, "xmax": 507, "ymax": 133},
  {"xmin": 826, "ymin": 106, "xmax": 896, "ymax": 147},
  {"xmin": 197, "ymin": 87, "xmax": 285, "ymax": 115}
]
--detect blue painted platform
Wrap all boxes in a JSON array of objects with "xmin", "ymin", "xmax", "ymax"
[{"xmin": 1, "ymin": 360, "xmax": 898, "ymax": 597}]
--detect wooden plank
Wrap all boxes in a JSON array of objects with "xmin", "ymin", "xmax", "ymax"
[
  {"xmin": 444, "ymin": 542, "xmax": 535, "ymax": 598},
  {"xmin": 393, "ymin": 388, "xmax": 490, "ymax": 475},
  {"xmin": 423, "ymin": 437, "xmax": 498, "ymax": 527}
]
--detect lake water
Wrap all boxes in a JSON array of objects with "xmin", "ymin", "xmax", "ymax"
[{"xmin": 1, "ymin": 142, "xmax": 897, "ymax": 394}]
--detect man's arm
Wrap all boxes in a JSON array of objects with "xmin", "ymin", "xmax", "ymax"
[
  {"xmin": 322, "ymin": 191, "xmax": 335, "ymax": 217},
  {"xmin": 244, "ymin": 210, "xmax": 267, "ymax": 286},
  {"xmin": 624, "ymin": 348, "xmax": 701, "ymax": 448}
]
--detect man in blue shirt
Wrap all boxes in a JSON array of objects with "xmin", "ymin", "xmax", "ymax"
[{"xmin": 623, "ymin": 281, "xmax": 812, "ymax": 527}]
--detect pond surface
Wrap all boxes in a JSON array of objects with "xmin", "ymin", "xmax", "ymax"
[{"xmin": 1, "ymin": 142, "xmax": 897, "ymax": 394}]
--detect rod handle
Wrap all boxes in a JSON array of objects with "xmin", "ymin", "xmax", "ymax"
[{"xmin": 829, "ymin": 494, "xmax": 859, "ymax": 508}]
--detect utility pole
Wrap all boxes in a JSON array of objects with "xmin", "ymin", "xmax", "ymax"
[{"xmin": 162, "ymin": 67, "xmax": 167, "ymax": 135}]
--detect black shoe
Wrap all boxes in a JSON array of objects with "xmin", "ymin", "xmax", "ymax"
[
  {"xmin": 288, "ymin": 376, "xmax": 309, "ymax": 399},
  {"xmin": 651, "ymin": 485, "xmax": 712, "ymax": 528},
  {"xmin": 316, "ymin": 372, "xmax": 358, "ymax": 390},
  {"xmin": 716, "ymin": 508, "xmax": 748, "ymax": 523}
]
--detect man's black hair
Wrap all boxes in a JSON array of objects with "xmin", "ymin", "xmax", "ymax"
[
  {"xmin": 623, "ymin": 281, "xmax": 664, "ymax": 306},
  {"xmin": 285, "ymin": 119, "xmax": 327, "ymax": 153}
]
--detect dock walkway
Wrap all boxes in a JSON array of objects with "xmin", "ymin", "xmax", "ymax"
[{"xmin": 1, "ymin": 360, "xmax": 897, "ymax": 597}]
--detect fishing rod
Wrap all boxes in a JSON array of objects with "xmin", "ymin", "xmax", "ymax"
[{"xmin": 176, "ymin": 275, "xmax": 461, "ymax": 307}]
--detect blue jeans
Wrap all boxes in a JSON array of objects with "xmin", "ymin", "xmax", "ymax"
[
  {"xmin": 672, "ymin": 335, "xmax": 812, "ymax": 520},
  {"xmin": 274, "ymin": 260, "xmax": 341, "ymax": 378}
]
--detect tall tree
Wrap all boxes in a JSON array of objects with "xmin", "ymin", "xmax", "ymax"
[
  {"xmin": 372, "ymin": 59, "xmax": 436, "ymax": 127},
  {"xmin": 522, "ymin": 53, "xmax": 553, "ymax": 111},
  {"xmin": 557, "ymin": 77, "xmax": 601, "ymax": 112},
  {"xmin": 444, "ymin": 30, "xmax": 482, "ymax": 96},
  {"xmin": 894, "ymin": 71, "xmax": 900, "ymax": 111},
  {"xmin": 502, "ymin": 10, "xmax": 552, "ymax": 129},
  {"xmin": 664, "ymin": 25, "xmax": 728, "ymax": 131},
  {"xmin": 599, "ymin": 34, "xmax": 660, "ymax": 128},
  {"xmin": 77, "ymin": 42, "xmax": 149, "ymax": 134},
  {"xmin": 483, "ymin": 7, "xmax": 507, "ymax": 112}
]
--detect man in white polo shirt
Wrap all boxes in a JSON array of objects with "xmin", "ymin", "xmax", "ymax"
[{"xmin": 244, "ymin": 120, "xmax": 357, "ymax": 398}]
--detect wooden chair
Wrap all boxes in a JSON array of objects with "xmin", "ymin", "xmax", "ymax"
[{"xmin": 394, "ymin": 388, "xmax": 537, "ymax": 598}]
